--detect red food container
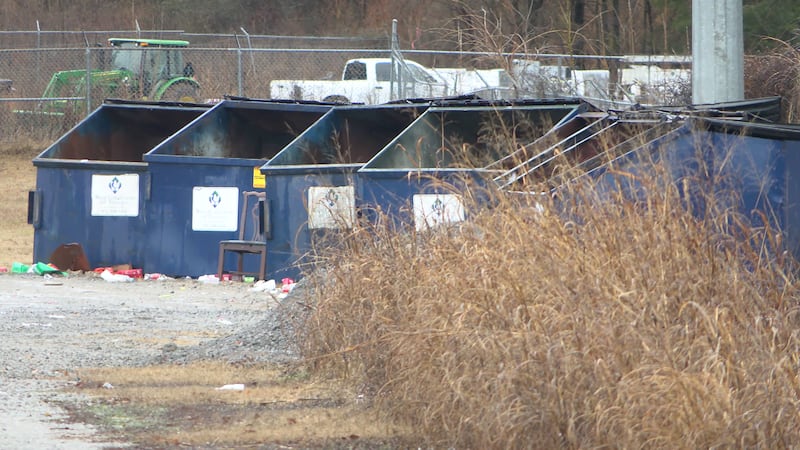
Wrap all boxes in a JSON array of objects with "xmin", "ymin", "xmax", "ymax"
[{"xmin": 115, "ymin": 268, "xmax": 143, "ymax": 279}]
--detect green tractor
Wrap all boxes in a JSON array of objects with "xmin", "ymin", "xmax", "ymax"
[
  {"xmin": 17, "ymin": 38, "xmax": 200, "ymax": 121},
  {"xmin": 105, "ymin": 38, "xmax": 199, "ymax": 102}
]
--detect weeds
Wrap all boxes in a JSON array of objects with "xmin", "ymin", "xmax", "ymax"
[{"xmin": 301, "ymin": 127, "xmax": 800, "ymax": 448}]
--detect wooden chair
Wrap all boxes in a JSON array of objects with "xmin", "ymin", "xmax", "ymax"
[{"xmin": 217, "ymin": 191, "xmax": 267, "ymax": 281}]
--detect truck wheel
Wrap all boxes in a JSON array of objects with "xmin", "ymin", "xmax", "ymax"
[
  {"xmin": 322, "ymin": 95, "xmax": 350, "ymax": 104},
  {"xmin": 161, "ymin": 83, "xmax": 199, "ymax": 103}
]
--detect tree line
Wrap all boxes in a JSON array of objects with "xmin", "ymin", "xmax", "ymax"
[{"xmin": 1, "ymin": 0, "xmax": 797, "ymax": 54}]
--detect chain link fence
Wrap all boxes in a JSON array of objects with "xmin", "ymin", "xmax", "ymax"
[{"xmin": 0, "ymin": 28, "xmax": 691, "ymax": 143}]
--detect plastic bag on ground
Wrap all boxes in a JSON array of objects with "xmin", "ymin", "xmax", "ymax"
[
  {"xmin": 198, "ymin": 274, "xmax": 220, "ymax": 284},
  {"xmin": 100, "ymin": 269, "xmax": 134, "ymax": 283},
  {"xmin": 250, "ymin": 279, "xmax": 276, "ymax": 292}
]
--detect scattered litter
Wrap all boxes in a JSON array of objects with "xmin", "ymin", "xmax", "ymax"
[
  {"xmin": 215, "ymin": 383, "xmax": 245, "ymax": 391},
  {"xmin": 20, "ymin": 322, "xmax": 52, "ymax": 328},
  {"xmin": 217, "ymin": 318, "xmax": 234, "ymax": 325},
  {"xmin": 250, "ymin": 279, "xmax": 277, "ymax": 292},
  {"xmin": 281, "ymin": 278, "xmax": 295, "ymax": 293},
  {"xmin": 31, "ymin": 262, "xmax": 65, "ymax": 276},
  {"xmin": 243, "ymin": 276, "xmax": 255, "ymax": 283},
  {"xmin": 8, "ymin": 261, "xmax": 63, "ymax": 275},
  {"xmin": 95, "ymin": 266, "xmax": 143, "ymax": 279},
  {"xmin": 11, "ymin": 262, "xmax": 29, "ymax": 273},
  {"xmin": 47, "ymin": 315, "xmax": 66, "ymax": 319},
  {"xmin": 145, "ymin": 273, "xmax": 172, "ymax": 281},
  {"xmin": 102, "ymin": 382, "xmax": 114, "ymax": 389},
  {"xmin": 100, "ymin": 269, "xmax": 134, "ymax": 283},
  {"xmin": 198, "ymin": 274, "xmax": 220, "ymax": 284},
  {"xmin": 115, "ymin": 268, "xmax": 143, "ymax": 279}
]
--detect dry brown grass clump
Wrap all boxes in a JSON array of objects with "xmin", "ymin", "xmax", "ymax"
[
  {"xmin": 745, "ymin": 40, "xmax": 800, "ymax": 123},
  {"xmin": 0, "ymin": 143, "xmax": 46, "ymax": 267},
  {"xmin": 301, "ymin": 154, "xmax": 800, "ymax": 448}
]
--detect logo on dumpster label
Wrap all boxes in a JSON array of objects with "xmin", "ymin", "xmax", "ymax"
[
  {"xmin": 192, "ymin": 186, "xmax": 238, "ymax": 231},
  {"xmin": 413, "ymin": 194, "xmax": 465, "ymax": 231},
  {"xmin": 108, "ymin": 176, "xmax": 122, "ymax": 194},
  {"xmin": 308, "ymin": 186, "xmax": 354, "ymax": 229},
  {"xmin": 91, "ymin": 174, "xmax": 139, "ymax": 217},
  {"xmin": 324, "ymin": 189, "xmax": 339, "ymax": 207},
  {"xmin": 208, "ymin": 190, "xmax": 222, "ymax": 208}
]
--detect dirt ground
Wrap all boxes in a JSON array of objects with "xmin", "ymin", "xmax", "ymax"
[
  {"xmin": 0, "ymin": 150, "xmax": 37, "ymax": 269},
  {"xmin": 0, "ymin": 150, "xmax": 409, "ymax": 448}
]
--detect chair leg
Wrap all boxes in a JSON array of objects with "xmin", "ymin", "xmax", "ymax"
[
  {"xmin": 259, "ymin": 249, "xmax": 267, "ymax": 281},
  {"xmin": 217, "ymin": 246, "xmax": 225, "ymax": 280},
  {"xmin": 236, "ymin": 253, "xmax": 244, "ymax": 278}
]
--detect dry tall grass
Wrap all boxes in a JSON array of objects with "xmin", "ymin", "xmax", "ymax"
[
  {"xmin": 745, "ymin": 40, "xmax": 800, "ymax": 123},
  {"xmin": 300, "ymin": 138, "xmax": 800, "ymax": 448}
]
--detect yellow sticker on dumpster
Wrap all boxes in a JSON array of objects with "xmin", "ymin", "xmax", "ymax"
[{"xmin": 252, "ymin": 167, "xmax": 265, "ymax": 188}]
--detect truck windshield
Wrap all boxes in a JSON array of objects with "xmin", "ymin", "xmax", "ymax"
[
  {"xmin": 376, "ymin": 61, "xmax": 439, "ymax": 84},
  {"xmin": 376, "ymin": 63, "xmax": 391, "ymax": 82},
  {"xmin": 406, "ymin": 64, "xmax": 437, "ymax": 84}
]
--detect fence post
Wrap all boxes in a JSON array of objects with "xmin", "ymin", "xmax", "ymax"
[
  {"xmin": 85, "ymin": 47, "xmax": 92, "ymax": 115},
  {"xmin": 237, "ymin": 48, "xmax": 243, "ymax": 97},
  {"xmin": 390, "ymin": 19, "xmax": 399, "ymax": 101},
  {"xmin": 36, "ymin": 21, "xmax": 41, "ymax": 91},
  {"xmin": 241, "ymin": 27, "xmax": 257, "ymax": 89}
]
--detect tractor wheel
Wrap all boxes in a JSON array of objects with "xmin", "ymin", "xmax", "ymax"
[
  {"xmin": 322, "ymin": 95, "xmax": 350, "ymax": 105},
  {"xmin": 161, "ymin": 82, "xmax": 199, "ymax": 103}
]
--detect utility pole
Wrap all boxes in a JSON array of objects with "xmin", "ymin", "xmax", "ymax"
[{"xmin": 692, "ymin": 0, "xmax": 744, "ymax": 104}]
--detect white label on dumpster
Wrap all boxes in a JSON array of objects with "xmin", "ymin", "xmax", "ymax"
[
  {"xmin": 413, "ymin": 194, "xmax": 465, "ymax": 231},
  {"xmin": 192, "ymin": 186, "xmax": 239, "ymax": 231},
  {"xmin": 308, "ymin": 186, "xmax": 355, "ymax": 229},
  {"xmin": 91, "ymin": 174, "xmax": 139, "ymax": 217}
]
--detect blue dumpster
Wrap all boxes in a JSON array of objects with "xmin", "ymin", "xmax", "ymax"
[
  {"xmin": 260, "ymin": 103, "xmax": 429, "ymax": 280},
  {"xmin": 575, "ymin": 116, "xmax": 800, "ymax": 260},
  {"xmin": 29, "ymin": 100, "xmax": 209, "ymax": 270},
  {"xmin": 143, "ymin": 99, "xmax": 332, "ymax": 277},
  {"xmin": 357, "ymin": 99, "xmax": 586, "ymax": 231}
]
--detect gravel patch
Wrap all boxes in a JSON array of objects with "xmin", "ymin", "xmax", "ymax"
[
  {"xmin": 160, "ymin": 279, "xmax": 313, "ymax": 366},
  {"xmin": 0, "ymin": 272, "xmax": 306, "ymax": 449}
]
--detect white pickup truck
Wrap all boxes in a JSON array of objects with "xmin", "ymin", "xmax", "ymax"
[{"xmin": 269, "ymin": 58, "xmax": 452, "ymax": 104}]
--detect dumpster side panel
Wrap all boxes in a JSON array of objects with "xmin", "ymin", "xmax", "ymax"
[
  {"xmin": 357, "ymin": 169, "xmax": 491, "ymax": 230},
  {"xmin": 146, "ymin": 160, "xmax": 266, "ymax": 277},
  {"xmin": 709, "ymin": 132, "xmax": 785, "ymax": 230},
  {"xmin": 265, "ymin": 169, "xmax": 356, "ymax": 281},
  {"xmin": 585, "ymin": 125, "xmax": 792, "ymax": 258},
  {"xmin": 33, "ymin": 164, "xmax": 148, "ymax": 269},
  {"xmin": 784, "ymin": 141, "xmax": 800, "ymax": 260}
]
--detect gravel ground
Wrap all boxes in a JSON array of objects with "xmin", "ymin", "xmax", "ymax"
[{"xmin": 0, "ymin": 272, "xmax": 307, "ymax": 449}]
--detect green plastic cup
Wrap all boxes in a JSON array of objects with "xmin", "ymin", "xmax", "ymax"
[{"xmin": 11, "ymin": 262, "xmax": 29, "ymax": 273}]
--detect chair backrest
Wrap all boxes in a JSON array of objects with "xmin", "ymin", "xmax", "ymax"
[{"xmin": 239, "ymin": 190, "xmax": 266, "ymax": 241}]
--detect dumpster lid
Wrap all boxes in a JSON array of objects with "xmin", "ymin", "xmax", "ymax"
[
  {"xmin": 690, "ymin": 116, "xmax": 800, "ymax": 140},
  {"xmin": 645, "ymin": 96, "xmax": 782, "ymax": 123},
  {"xmin": 103, "ymin": 98, "xmax": 212, "ymax": 109},
  {"xmin": 390, "ymin": 94, "xmax": 585, "ymax": 109},
  {"xmin": 223, "ymin": 95, "xmax": 348, "ymax": 107}
]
